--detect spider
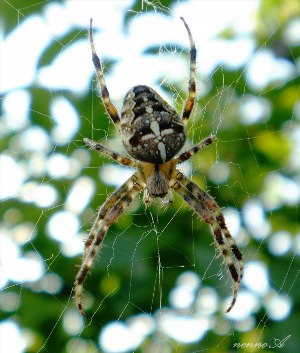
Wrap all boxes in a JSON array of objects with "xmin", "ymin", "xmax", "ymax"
[{"xmin": 75, "ymin": 17, "xmax": 243, "ymax": 317}]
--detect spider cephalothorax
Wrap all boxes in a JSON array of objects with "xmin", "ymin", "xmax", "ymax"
[{"xmin": 75, "ymin": 17, "xmax": 243, "ymax": 317}]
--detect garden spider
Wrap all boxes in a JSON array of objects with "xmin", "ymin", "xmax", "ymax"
[{"xmin": 75, "ymin": 17, "xmax": 243, "ymax": 317}]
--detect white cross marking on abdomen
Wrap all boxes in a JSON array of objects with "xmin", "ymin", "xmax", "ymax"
[{"xmin": 141, "ymin": 120, "xmax": 175, "ymax": 161}]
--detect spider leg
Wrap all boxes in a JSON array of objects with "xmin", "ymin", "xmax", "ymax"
[
  {"xmin": 213, "ymin": 211, "xmax": 243, "ymax": 313},
  {"xmin": 82, "ymin": 174, "xmax": 140, "ymax": 258},
  {"xmin": 180, "ymin": 17, "xmax": 196, "ymax": 124},
  {"xmin": 89, "ymin": 19, "xmax": 120, "ymax": 129},
  {"xmin": 171, "ymin": 172, "xmax": 243, "ymax": 312},
  {"xmin": 76, "ymin": 174, "xmax": 143, "ymax": 316},
  {"xmin": 177, "ymin": 172, "xmax": 243, "ymax": 279},
  {"xmin": 174, "ymin": 135, "xmax": 216, "ymax": 164},
  {"xmin": 84, "ymin": 138, "xmax": 136, "ymax": 167}
]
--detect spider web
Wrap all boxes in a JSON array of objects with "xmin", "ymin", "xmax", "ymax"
[{"xmin": 1, "ymin": 0, "xmax": 300, "ymax": 352}]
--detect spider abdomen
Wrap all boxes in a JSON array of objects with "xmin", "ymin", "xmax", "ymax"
[{"xmin": 121, "ymin": 85, "xmax": 186, "ymax": 164}]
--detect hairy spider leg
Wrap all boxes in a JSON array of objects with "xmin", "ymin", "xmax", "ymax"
[
  {"xmin": 176, "ymin": 172, "xmax": 243, "ymax": 280},
  {"xmin": 89, "ymin": 19, "xmax": 121, "ymax": 129},
  {"xmin": 174, "ymin": 135, "xmax": 216, "ymax": 164},
  {"xmin": 174, "ymin": 135, "xmax": 243, "ymax": 300},
  {"xmin": 180, "ymin": 17, "xmax": 196, "ymax": 124},
  {"xmin": 171, "ymin": 172, "xmax": 242, "ymax": 312},
  {"xmin": 82, "ymin": 174, "xmax": 140, "ymax": 259},
  {"xmin": 75, "ymin": 174, "xmax": 143, "ymax": 316},
  {"xmin": 214, "ymin": 211, "xmax": 244, "ymax": 303},
  {"xmin": 84, "ymin": 138, "xmax": 136, "ymax": 167}
]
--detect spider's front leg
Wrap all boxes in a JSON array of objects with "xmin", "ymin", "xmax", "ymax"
[
  {"xmin": 75, "ymin": 174, "xmax": 143, "ymax": 317},
  {"xmin": 171, "ymin": 172, "xmax": 243, "ymax": 312}
]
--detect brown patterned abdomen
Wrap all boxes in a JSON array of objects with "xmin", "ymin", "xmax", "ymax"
[{"xmin": 121, "ymin": 85, "xmax": 186, "ymax": 164}]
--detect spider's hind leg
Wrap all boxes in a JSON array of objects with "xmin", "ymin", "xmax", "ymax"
[
  {"xmin": 89, "ymin": 19, "xmax": 120, "ymax": 129},
  {"xmin": 180, "ymin": 17, "xmax": 196, "ymax": 124}
]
